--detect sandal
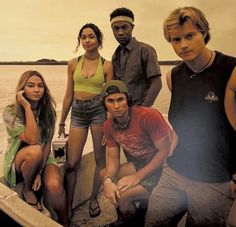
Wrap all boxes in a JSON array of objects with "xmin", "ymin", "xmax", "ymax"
[
  {"xmin": 103, "ymin": 219, "xmax": 126, "ymax": 227},
  {"xmin": 89, "ymin": 199, "xmax": 101, "ymax": 218},
  {"xmin": 22, "ymin": 191, "xmax": 42, "ymax": 212}
]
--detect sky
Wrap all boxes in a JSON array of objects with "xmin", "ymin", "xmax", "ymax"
[{"xmin": 0, "ymin": 0, "xmax": 235, "ymax": 61}]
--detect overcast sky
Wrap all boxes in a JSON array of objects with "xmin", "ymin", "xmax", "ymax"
[{"xmin": 1, "ymin": 0, "xmax": 235, "ymax": 61}]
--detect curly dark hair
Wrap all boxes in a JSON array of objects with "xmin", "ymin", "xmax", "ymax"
[
  {"xmin": 110, "ymin": 7, "xmax": 134, "ymax": 21},
  {"xmin": 77, "ymin": 23, "xmax": 103, "ymax": 49}
]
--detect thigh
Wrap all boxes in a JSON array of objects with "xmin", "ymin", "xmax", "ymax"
[
  {"xmin": 119, "ymin": 184, "xmax": 150, "ymax": 205},
  {"xmin": 15, "ymin": 145, "xmax": 42, "ymax": 173},
  {"xmin": 67, "ymin": 127, "xmax": 88, "ymax": 167},
  {"xmin": 145, "ymin": 165, "xmax": 187, "ymax": 227},
  {"xmin": 117, "ymin": 162, "xmax": 137, "ymax": 180},
  {"xmin": 187, "ymin": 181, "xmax": 233, "ymax": 226}
]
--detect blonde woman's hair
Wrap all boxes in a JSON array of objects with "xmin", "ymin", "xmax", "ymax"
[
  {"xmin": 14, "ymin": 70, "xmax": 56, "ymax": 142},
  {"xmin": 163, "ymin": 6, "xmax": 210, "ymax": 44}
]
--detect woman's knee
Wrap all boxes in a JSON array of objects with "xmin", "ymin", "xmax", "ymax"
[
  {"xmin": 45, "ymin": 177, "xmax": 63, "ymax": 195},
  {"xmin": 25, "ymin": 145, "xmax": 43, "ymax": 162}
]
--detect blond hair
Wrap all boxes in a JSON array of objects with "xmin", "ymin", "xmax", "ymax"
[
  {"xmin": 163, "ymin": 6, "xmax": 210, "ymax": 44},
  {"xmin": 14, "ymin": 70, "xmax": 56, "ymax": 142}
]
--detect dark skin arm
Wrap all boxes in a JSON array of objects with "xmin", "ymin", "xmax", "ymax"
[{"xmin": 142, "ymin": 76, "xmax": 162, "ymax": 107}]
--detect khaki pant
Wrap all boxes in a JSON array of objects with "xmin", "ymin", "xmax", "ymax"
[
  {"xmin": 145, "ymin": 164, "xmax": 233, "ymax": 227},
  {"xmin": 228, "ymin": 199, "xmax": 236, "ymax": 227}
]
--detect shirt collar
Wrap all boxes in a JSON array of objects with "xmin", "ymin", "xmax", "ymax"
[{"xmin": 113, "ymin": 37, "xmax": 137, "ymax": 59}]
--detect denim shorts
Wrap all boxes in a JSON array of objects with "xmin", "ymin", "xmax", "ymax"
[{"xmin": 70, "ymin": 95, "xmax": 106, "ymax": 128}]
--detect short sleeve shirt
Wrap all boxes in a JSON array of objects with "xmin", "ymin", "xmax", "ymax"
[
  {"xmin": 112, "ymin": 38, "xmax": 161, "ymax": 105},
  {"xmin": 103, "ymin": 106, "xmax": 171, "ymax": 160}
]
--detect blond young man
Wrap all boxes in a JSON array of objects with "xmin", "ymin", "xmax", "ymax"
[{"xmin": 146, "ymin": 6, "xmax": 236, "ymax": 227}]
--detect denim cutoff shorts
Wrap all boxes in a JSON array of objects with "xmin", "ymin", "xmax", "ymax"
[{"xmin": 71, "ymin": 95, "xmax": 106, "ymax": 128}]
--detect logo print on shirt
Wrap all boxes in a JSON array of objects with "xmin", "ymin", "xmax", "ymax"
[{"xmin": 204, "ymin": 91, "xmax": 219, "ymax": 102}]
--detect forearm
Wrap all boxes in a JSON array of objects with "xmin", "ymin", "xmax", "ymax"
[
  {"xmin": 101, "ymin": 152, "xmax": 120, "ymax": 182},
  {"xmin": 136, "ymin": 135, "xmax": 171, "ymax": 180},
  {"xmin": 142, "ymin": 76, "xmax": 162, "ymax": 107},
  {"xmin": 59, "ymin": 97, "xmax": 73, "ymax": 124},
  {"xmin": 102, "ymin": 164, "xmax": 119, "ymax": 181},
  {"xmin": 21, "ymin": 105, "xmax": 39, "ymax": 144},
  {"xmin": 136, "ymin": 151, "xmax": 167, "ymax": 181}
]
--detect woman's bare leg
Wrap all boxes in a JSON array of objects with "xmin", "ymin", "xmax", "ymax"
[
  {"xmin": 43, "ymin": 164, "xmax": 69, "ymax": 227},
  {"xmin": 89, "ymin": 125, "xmax": 106, "ymax": 215},
  {"xmin": 14, "ymin": 145, "xmax": 43, "ymax": 205},
  {"xmin": 64, "ymin": 127, "xmax": 88, "ymax": 218}
]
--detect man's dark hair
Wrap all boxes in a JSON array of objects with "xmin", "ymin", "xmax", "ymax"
[{"xmin": 110, "ymin": 7, "xmax": 134, "ymax": 21}]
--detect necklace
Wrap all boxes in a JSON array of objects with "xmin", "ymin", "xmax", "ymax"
[
  {"xmin": 190, "ymin": 51, "xmax": 213, "ymax": 79},
  {"xmin": 112, "ymin": 108, "xmax": 131, "ymax": 130},
  {"xmin": 84, "ymin": 54, "xmax": 99, "ymax": 61}
]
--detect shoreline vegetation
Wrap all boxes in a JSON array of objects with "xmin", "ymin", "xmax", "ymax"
[{"xmin": 0, "ymin": 58, "xmax": 181, "ymax": 65}]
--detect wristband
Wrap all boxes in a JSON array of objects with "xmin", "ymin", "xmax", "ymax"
[{"xmin": 103, "ymin": 175, "xmax": 116, "ymax": 183}]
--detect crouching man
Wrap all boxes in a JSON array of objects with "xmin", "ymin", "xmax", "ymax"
[{"xmin": 100, "ymin": 80, "xmax": 172, "ymax": 226}]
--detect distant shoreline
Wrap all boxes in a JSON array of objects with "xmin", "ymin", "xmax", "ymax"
[
  {"xmin": 0, "ymin": 59, "xmax": 181, "ymax": 66},
  {"xmin": 0, "ymin": 59, "xmax": 68, "ymax": 65}
]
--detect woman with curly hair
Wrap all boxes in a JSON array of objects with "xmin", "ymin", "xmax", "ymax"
[{"xmin": 58, "ymin": 23, "xmax": 113, "ymax": 218}]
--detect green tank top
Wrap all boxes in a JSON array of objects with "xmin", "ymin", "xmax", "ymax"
[{"xmin": 73, "ymin": 55, "xmax": 105, "ymax": 94}]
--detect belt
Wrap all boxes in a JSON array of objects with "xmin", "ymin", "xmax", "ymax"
[{"xmin": 74, "ymin": 95, "xmax": 100, "ymax": 103}]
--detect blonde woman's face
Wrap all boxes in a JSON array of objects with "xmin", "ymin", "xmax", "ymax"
[{"xmin": 23, "ymin": 75, "xmax": 44, "ymax": 102}]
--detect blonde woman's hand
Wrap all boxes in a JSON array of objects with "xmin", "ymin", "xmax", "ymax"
[
  {"xmin": 32, "ymin": 174, "xmax": 42, "ymax": 191},
  {"xmin": 16, "ymin": 90, "xmax": 30, "ymax": 108}
]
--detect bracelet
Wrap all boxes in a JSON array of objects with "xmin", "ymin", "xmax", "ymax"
[
  {"xmin": 59, "ymin": 123, "xmax": 65, "ymax": 126},
  {"xmin": 38, "ymin": 168, "xmax": 43, "ymax": 176},
  {"xmin": 103, "ymin": 175, "xmax": 116, "ymax": 184}
]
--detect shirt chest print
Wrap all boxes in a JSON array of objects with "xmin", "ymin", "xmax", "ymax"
[
  {"xmin": 204, "ymin": 91, "xmax": 219, "ymax": 103},
  {"xmin": 115, "ymin": 134, "xmax": 147, "ymax": 157}
]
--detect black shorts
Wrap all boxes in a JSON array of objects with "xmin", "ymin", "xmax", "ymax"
[{"xmin": 125, "ymin": 153, "xmax": 162, "ymax": 193}]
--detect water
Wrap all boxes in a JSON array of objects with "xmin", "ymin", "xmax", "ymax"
[{"xmin": 0, "ymin": 65, "xmax": 173, "ymax": 150}]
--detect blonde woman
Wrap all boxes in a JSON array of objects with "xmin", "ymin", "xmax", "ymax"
[{"xmin": 3, "ymin": 70, "xmax": 69, "ymax": 227}]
